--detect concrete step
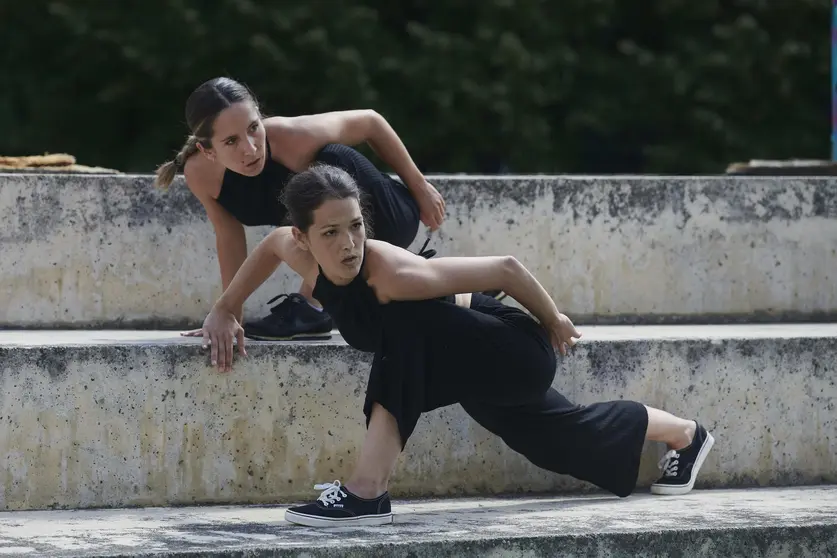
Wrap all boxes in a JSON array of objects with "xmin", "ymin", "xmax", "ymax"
[
  {"xmin": 1, "ymin": 325, "xmax": 835, "ymax": 511},
  {"xmin": 2, "ymin": 173, "xmax": 837, "ymax": 328},
  {"xmin": 0, "ymin": 486, "xmax": 834, "ymax": 557}
]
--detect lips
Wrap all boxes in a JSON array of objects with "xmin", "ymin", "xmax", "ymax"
[
  {"xmin": 246, "ymin": 157, "xmax": 261, "ymax": 168},
  {"xmin": 342, "ymin": 255, "xmax": 359, "ymax": 265}
]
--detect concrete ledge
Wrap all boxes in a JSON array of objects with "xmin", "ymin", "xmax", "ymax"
[
  {"xmin": 2, "ymin": 173, "xmax": 837, "ymax": 327},
  {"xmin": 1, "ymin": 325, "xmax": 835, "ymax": 511},
  {"xmin": 0, "ymin": 487, "xmax": 834, "ymax": 557}
]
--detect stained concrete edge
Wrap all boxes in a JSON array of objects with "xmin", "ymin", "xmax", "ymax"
[
  {"xmin": 0, "ymin": 487, "xmax": 834, "ymax": 557},
  {"xmin": 9, "ymin": 309, "xmax": 837, "ymax": 330},
  {"xmin": 1, "ymin": 324, "xmax": 836, "ymax": 511},
  {"xmin": 45, "ymin": 527, "xmax": 837, "ymax": 558},
  {"xmin": 152, "ymin": 527, "xmax": 836, "ymax": 558},
  {"xmin": 5, "ymin": 172, "xmax": 837, "ymax": 327},
  {"xmin": 4, "ymin": 323, "xmax": 837, "ymax": 347}
]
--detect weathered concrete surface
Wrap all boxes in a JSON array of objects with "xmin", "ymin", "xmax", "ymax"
[
  {"xmin": 0, "ymin": 487, "xmax": 833, "ymax": 557},
  {"xmin": 2, "ymin": 173, "xmax": 837, "ymax": 327},
  {"xmin": 1, "ymin": 326, "xmax": 835, "ymax": 511}
]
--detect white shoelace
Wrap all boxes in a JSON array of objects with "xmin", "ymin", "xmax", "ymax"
[
  {"xmin": 659, "ymin": 450, "xmax": 680, "ymax": 477},
  {"xmin": 314, "ymin": 480, "xmax": 347, "ymax": 507}
]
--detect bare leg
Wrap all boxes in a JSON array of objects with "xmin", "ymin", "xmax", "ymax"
[
  {"xmin": 644, "ymin": 406, "xmax": 697, "ymax": 450},
  {"xmin": 344, "ymin": 403, "xmax": 402, "ymax": 498}
]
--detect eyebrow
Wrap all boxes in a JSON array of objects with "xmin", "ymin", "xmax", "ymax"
[
  {"xmin": 318, "ymin": 217, "xmax": 362, "ymax": 229},
  {"xmin": 220, "ymin": 120, "xmax": 258, "ymax": 144}
]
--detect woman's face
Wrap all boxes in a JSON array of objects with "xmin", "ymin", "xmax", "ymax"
[
  {"xmin": 296, "ymin": 197, "xmax": 367, "ymax": 285},
  {"xmin": 205, "ymin": 101, "xmax": 266, "ymax": 176}
]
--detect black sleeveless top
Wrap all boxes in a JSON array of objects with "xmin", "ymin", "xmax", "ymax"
[
  {"xmin": 311, "ymin": 246, "xmax": 455, "ymax": 354},
  {"xmin": 216, "ymin": 142, "xmax": 394, "ymax": 228},
  {"xmin": 311, "ymin": 250, "xmax": 385, "ymax": 353},
  {"xmin": 216, "ymin": 141, "xmax": 293, "ymax": 226}
]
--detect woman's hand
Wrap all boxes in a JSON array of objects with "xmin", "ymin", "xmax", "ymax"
[
  {"xmin": 201, "ymin": 305, "xmax": 247, "ymax": 372},
  {"xmin": 545, "ymin": 313, "xmax": 582, "ymax": 356},
  {"xmin": 414, "ymin": 180, "xmax": 446, "ymax": 231},
  {"xmin": 181, "ymin": 305, "xmax": 243, "ymax": 338}
]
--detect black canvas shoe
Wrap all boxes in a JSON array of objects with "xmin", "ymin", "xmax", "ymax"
[
  {"xmin": 244, "ymin": 293, "xmax": 333, "ymax": 341},
  {"xmin": 284, "ymin": 480, "xmax": 393, "ymax": 527},
  {"xmin": 651, "ymin": 422, "xmax": 715, "ymax": 495}
]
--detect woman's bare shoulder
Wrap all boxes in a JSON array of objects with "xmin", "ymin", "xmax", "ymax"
[
  {"xmin": 268, "ymin": 228, "xmax": 318, "ymax": 279},
  {"xmin": 363, "ymin": 239, "xmax": 424, "ymax": 296},
  {"xmin": 262, "ymin": 117, "xmax": 313, "ymax": 171},
  {"xmin": 183, "ymin": 154, "xmax": 225, "ymax": 199},
  {"xmin": 364, "ymin": 239, "xmax": 411, "ymax": 268}
]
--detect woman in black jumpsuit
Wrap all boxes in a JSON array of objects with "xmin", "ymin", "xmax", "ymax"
[{"xmin": 200, "ymin": 164, "xmax": 716, "ymax": 528}]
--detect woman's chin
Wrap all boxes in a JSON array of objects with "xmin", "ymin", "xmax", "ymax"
[{"xmin": 323, "ymin": 262, "xmax": 361, "ymax": 285}]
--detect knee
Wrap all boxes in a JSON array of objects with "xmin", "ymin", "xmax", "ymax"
[{"xmin": 535, "ymin": 349, "xmax": 558, "ymax": 391}]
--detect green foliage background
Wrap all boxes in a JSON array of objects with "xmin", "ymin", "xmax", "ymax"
[{"xmin": 1, "ymin": 0, "xmax": 829, "ymax": 174}]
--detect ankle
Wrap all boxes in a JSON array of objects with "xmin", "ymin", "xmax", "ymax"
[
  {"xmin": 671, "ymin": 420, "xmax": 697, "ymax": 450},
  {"xmin": 345, "ymin": 478, "xmax": 387, "ymax": 499}
]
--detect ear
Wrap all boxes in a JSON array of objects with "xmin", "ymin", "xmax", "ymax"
[
  {"xmin": 197, "ymin": 142, "xmax": 216, "ymax": 162},
  {"xmin": 291, "ymin": 227, "xmax": 309, "ymax": 251}
]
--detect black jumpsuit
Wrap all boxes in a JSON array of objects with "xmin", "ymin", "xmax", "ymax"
[{"xmin": 311, "ymin": 248, "xmax": 651, "ymax": 498}]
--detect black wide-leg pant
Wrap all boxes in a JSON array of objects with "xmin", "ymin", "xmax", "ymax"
[{"xmin": 363, "ymin": 294, "xmax": 649, "ymax": 498}]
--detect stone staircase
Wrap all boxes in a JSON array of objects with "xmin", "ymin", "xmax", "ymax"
[
  {"xmin": 0, "ymin": 173, "xmax": 835, "ymax": 557},
  {"xmin": 0, "ymin": 487, "xmax": 834, "ymax": 556}
]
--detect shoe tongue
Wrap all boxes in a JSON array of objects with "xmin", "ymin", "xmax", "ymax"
[{"xmin": 268, "ymin": 293, "xmax": 304, "ymax": 315}]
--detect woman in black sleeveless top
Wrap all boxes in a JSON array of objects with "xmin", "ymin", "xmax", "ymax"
[
  {"xmin": 154, "ymin": 77, "xmax": 445, "ymax": 342},
  {"xmin": 199, "ymin": 164, "xmax": 717, "ymax": 529}
]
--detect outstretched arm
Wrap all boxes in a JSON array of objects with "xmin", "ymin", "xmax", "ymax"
[
  {"xmin": 371, "ymin": 243, "xmax": 581, "ymax": 354},
  {"xmin": 275, "ymin": 110, "xmax": 446, "ymax": 230},
  {"xmin": 183, "ymin": 158, "xmax": 248, "ymax": 324},
  {"xmin": 204, "ymin": 228, "xmax": 315, "ymax": 371},
  {"xmin": 213, "ymin": 228, "xmax": 293, "ymax": 315},
  {"xmin": 371, "ymin": 243, "xmax": 557, "ymax": 327},
  {"xmin": 283, "ymin": 110, "xmax": 424, "ymax": 191}
]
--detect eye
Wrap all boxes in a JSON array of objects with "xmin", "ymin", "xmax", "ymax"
[
  {"xmin": 225, "ymin": 137, "xmax": 237, "ymax": 146},
  {"xmin": 351, "ymin": 222, "xmax": 363, "ymax": 230},
  {"xmin": 322, "ymin": 230, "xmax": 336, "ymax": 237},
  {"xmin": 249, "ymin": 122, "xmax": 259, "ymax": 133}
]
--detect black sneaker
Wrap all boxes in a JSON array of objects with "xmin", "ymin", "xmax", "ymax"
[
  {"xmin": 284, "ymin": 480, "xmax": 393, "ymax": 527},
  {"xmin": 243, "ymin": 293, "xmax": 333, "ymax": 341},
  {"xmin": 651, "ymin": 422, "xmax": 715, "ymax": 495}
]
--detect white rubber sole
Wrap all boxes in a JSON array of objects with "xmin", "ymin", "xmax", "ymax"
[
  {"xmin": 284, "ymin": 510, "xmax": 394, "ymax": 527},
  {"xmin": 651, "ymin": 431, "xmax": 716, "ymax": 496}
]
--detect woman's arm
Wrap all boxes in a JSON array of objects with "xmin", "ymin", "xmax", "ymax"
[
  {"xmin": 282, "ymin": 110, "xmax": 425, "ymax": 191},
  {"xmin": 203, "ymin": 228, "xmax": 316, "ymax": 371},
  {"xmin": 273, "ymin": 110, "xmax": 446, "ymax": 230},
  {"xmin": 369, "ymin": 241, "xmax": 562, "ymax": 328},
  {"xmin": 207, "ymin": 208, "xmax": 247, "ymax": 319},
  {"xmin": 184, "ymin": 162, "xmax": 247, "ymax": 322},
  {"xmin": 213, "ymin": 228, "xmax": 313, "ymax": 314}
]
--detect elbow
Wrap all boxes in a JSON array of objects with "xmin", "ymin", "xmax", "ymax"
[
  {"xmin": 366, "ymin": 109, "xmax": 387, "ymax": 135},
  {"xmin": 501, "ymin": 255, "xmax": 524, "ymax": 290}
]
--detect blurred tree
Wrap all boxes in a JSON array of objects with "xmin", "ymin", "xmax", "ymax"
[{"xmin": 0, "ymin": 0, "xmax": 828, "ymax": 174}]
